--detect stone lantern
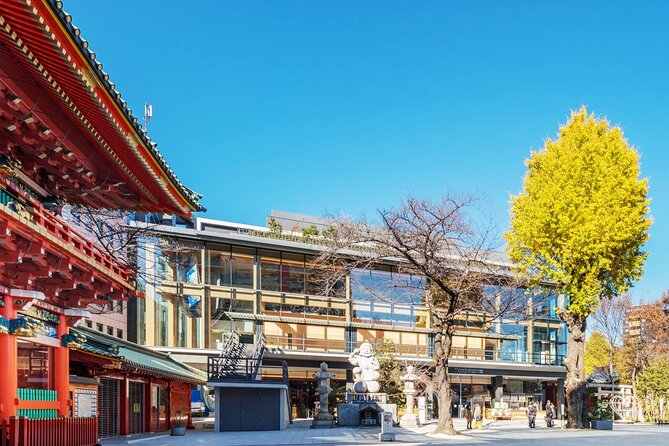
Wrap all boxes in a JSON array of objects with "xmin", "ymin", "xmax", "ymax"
[
  {"xmin": 400, "ymin": 365, "xmax": 419, "ymax": 428},
  {"xmin": 311, "ymin": 362, "xmax": 335, "ymax": 428}
]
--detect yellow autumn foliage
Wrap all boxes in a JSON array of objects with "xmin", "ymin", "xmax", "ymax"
[{"xmin": 505, "ymin": 108, "xmax": 651, "ymax": 319}]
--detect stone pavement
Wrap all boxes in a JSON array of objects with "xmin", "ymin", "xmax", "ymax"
[{"xmin": 100, "ymin": 418, "xmax": 669, "ymax": 446}]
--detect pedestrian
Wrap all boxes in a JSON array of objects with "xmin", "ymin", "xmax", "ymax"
[
  {"xmin": 465, "ymin": 404, "xmax": 473, "ymax": 429},
  {"xmin": 545, "ymin": 400, "xmax": 555, "ymax": 427},
  {"xmin": 473, "ymin": 403, "xmax": 483, "ymax": 429},
  {"xmin": 528, "ymin": 402, "xmax": 537, "ymax": 428}
]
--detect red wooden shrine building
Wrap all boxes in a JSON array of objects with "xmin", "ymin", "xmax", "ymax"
[
  {"xmin": 0, "ymin": 0, "xmax": 203, "ymax": 443},
  {"xmin": 69, "ymin": 327, "xmax": 204, "ymax": 439}
]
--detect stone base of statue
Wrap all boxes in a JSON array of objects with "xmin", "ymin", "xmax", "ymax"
[
  {"xmin": 337, "ymin": 393, "xmax": 397, "ymax": 427},
  {"xmin": 311, "ymin": 412, "xmax": 335, "ymax": 429},
  {"xmin": 400, "ymin": 412, "xmax": 419, "ymax": 428}
]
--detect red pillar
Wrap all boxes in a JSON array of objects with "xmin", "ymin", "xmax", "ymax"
[
  {"xmin": 55, "ymin": 314, "xmax": 70, "ymax": 417},
  {"xmin": 145, "ymin": 380, "xmax": 153, "ymax": 433},
  {"xmin": 0, "ymin": 294, "xmax": 18, "ymax": 420},
  {"xmin": 166, "ymin": 382, "xmax": 172, "ymax": 430},
  {"xmin": 119, "ymin": 376, "xmax": 129, "ymax": 435}
]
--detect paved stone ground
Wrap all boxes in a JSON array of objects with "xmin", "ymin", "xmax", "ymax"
[{"xmin": 100, "ymin": 418, "xmax": 669, "ymax": 446}]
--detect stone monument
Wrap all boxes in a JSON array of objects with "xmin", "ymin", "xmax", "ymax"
[
  {"xmin": 400, "ymin": 365, "xmax": 419, "ymax": 428},
  {"xmin": 311, "ymin": 362, "xmax": 335, "ymax": 428},
  {"xmin": 337, "ymin": 342, "xmax": 397, "ymax": 426},
  {"xmin": 379, "ymin": 411, "xmax": 396, "ymax": 441}
]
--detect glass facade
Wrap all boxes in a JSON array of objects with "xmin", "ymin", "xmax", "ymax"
[
  {"xmin": 177, "ymin": 305, "xmax": 187, "ymax": 348},
  {"xmin": 259, "ymin": 250, "xmax": 305, "ymax": 293},
  {"xmin": 350, "ymin": 267, "xmax": 425, "ymax": 304},
  {"xmin": 499, "ymin": 324, "xmax": 528, "ymax": 362},
  {"xmin": 264, "ymin": 302, "xmax": 345, "ymax": 318},
  {"xmin": 483, "ymin": 284, "xmax": 568, "ymax": 365},
  {"xmin": 171, "ymin": 250, "xmax": 201, "ymax": 284},
  {"xmin": 154, "ymin": 293, "xmax": 168, "ymax": 347},
  {"xmin": 533, "ymin": 290, "xmax": 559, "ymax": 318},
  {"xmin": 532, "ymin": 320, "xmax": 567, "ymax": 365},
  {"xmin": 259, "ymin": 250, "xmax": 344, "ymax": 297},
  {"xmin": 207, "ymin": 245, "xmax": 254, "ymax": 288},
  {"xmin": 138, "ymin": 234, "xmax": 568, "ymax": 366},
  {"xmin": 350, "ymin": 267, "xmax": 426, "ymax": 326}
]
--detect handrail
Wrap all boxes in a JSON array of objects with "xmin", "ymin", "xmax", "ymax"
[
  {"xmin": 208, "ymin": 356, "xmax": 288, "ymax": 384},
  {"xmin": 450, "ymin": 347, "xmax": 565, "ymax": 365},
  {"xmin": 250, "ymin": 332, "xmax": 266, "ymax": 379},
  {"xmin": 264, "ymin": 334, "xmax": 429, "ymax": 356},
  {"xmin": 218, "ymin": 330, "xmax": 240, "ymax": 357}
]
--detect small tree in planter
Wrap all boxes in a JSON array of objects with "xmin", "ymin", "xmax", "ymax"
[
  {"xmin": 589, "ymin": 400, "xmax": 613, "ymax": 430},
  {"xmin": 171, "ymin": 411, "xmax": 187, "ymax": 436}
]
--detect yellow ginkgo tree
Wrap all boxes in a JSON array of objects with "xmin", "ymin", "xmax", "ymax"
[{"xmin": 505, "ymin": 108, "xmax": 651, "ymax": 428}]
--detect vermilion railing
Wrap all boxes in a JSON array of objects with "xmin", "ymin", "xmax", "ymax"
[
  {"xmin": 29, "ymin": 205, "xmax": 131, "ymax": 281},
  {"xmin": 1, "ymin": 416, "xmax": 98, "ymax": 446},
  {"xmin": 0, "ymin": 201, "xmax": 131, "ymax": 284}
]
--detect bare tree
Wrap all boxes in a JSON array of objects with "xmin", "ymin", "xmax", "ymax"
[
  {"xmin": 316, "ymin": 195, "xmax": 533, "ymax": 434},
  {"xmin": 61, "ymin": 206, "xmax": 192, "ymax": 315},
  {"xmin": 591, "ymin": 294, "xmax": 630, "ymax": 385}
]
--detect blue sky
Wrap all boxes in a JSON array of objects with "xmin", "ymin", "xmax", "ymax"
[{"xmin": 65, "ymin": 0, "xmax": 668, "ymax": 301}]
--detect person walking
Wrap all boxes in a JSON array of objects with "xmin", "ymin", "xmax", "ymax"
[
  {"xmin": 473, "ymin": 403, "xmax": 483, "ymax": 429},
  {"xmin": 465, "ymin": 404, "xmax": 473, "ymax": 429},
  {"xmin": 545, "ymin": 400, "xmax": 555, "ymax": 427},
  {"xmin": 528, "ymin": 402, "xmax": 537, "ymax": 428}
]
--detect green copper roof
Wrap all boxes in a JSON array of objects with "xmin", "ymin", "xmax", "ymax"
[{"xmin": 73, "ymin": 327, "xmax": 205, "ymax": 383}]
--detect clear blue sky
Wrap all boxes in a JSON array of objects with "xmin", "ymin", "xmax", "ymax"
[{"xmin": 65, "ymin": 0, "xmax": 668, "ymax": 301}]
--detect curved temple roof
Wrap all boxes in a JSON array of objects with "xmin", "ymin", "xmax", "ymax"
[{"xmin": 0, "ymin": 0, "xmax": 203, "ymax": 216}]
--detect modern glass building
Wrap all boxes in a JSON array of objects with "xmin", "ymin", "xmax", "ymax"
[{"xmin": 128, "ymin": 212, "xmax": 567, "ymax": 419}]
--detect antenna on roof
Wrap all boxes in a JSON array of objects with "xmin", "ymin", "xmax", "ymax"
[{"xmin": 143, "ymin": 103, "xmax": 153, "ymax": 131}]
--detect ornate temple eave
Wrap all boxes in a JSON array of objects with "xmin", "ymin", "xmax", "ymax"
[
  {"xmin": 0, "ymin": 0, "xmax": 203, "ymax": 216},
  {"xmin": 0, "ymin": 202, "xmax": 133, "ymax": 307}
]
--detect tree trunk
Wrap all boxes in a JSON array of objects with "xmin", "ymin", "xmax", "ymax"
[
  {"xmin": 609, "ymin": 347, "xmax": 615, "ymax": 387},
  {"xmin": 433, "ymin": 320, "xmax": 457, "ymax": 435},
  {"xmin": 563, "ymin": 314, "xmax": 589, "ymax": 428}
]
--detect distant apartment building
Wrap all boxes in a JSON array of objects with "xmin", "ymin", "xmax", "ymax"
[
  {"xmin": 623, "ymin": 301, "xmax": 669, "ymax": 343},
  {"xmin": 128, "ymin": 211, "xmax": 568, "ymax": 418}
]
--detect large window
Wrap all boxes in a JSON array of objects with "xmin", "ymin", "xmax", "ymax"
[
  {"xmin": 260, "ymin": 249, "xmax": 281, "ymax": 291},
  {"xmin": 177, "ymin": 305, "xmax": 187, "ymax": 348},
  {"xmin": 260, "ymin": 251, "xmax": 307, "ymax": 294},
  {"xmin": 532, "ymin": 321, "xmax": 566, "ymax": 365},
  {"xmin": 532, "ymin": 290, "xmax": 559, "ymax": 318},
  {"xmin": 208, "ymin": 245, "xmax": 231, "ymax": 287},
  {"xmin": 499, "ymin": 324, "xmax": 528, "ymax": 362},
  {"xmin": 231, "ymin": 247, "xmax": 254, "ymax": 287},
  {"xmin": 283, "ymin": 252, "xmax": 305, "ymax": 293},
  {"xmin": 171, "ymin": 249, "xmax": 201, "ymax": 284},
  {"xmin": 259, "ymin": 251, "xmax": 343, "ymax": 297},
  {"xmin": 351, "ymin": 266, "xmax": 425, "ymax": 304},
  {"xmin": 350, "ymin": 266, "xmax": 425, "ymax": 326},
  {"xmin": 306, "ymin": 256, "xmax": 344, "ymax": 297},
  {"xmin": 207, "ymin": 245, "xmax": 254, "ymax": 288}
]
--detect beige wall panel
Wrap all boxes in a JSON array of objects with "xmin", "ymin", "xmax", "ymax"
[
  {"xmin": 327, "ymin": 327, "xmax": 345, "ymax": 341},
  {"xmin": 400, "ymin": 332, "xmax": 417, "ymax": 346},
  {"xmin": 452, "ymin": 336, "xmax": 467, "ymax": 348}
]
